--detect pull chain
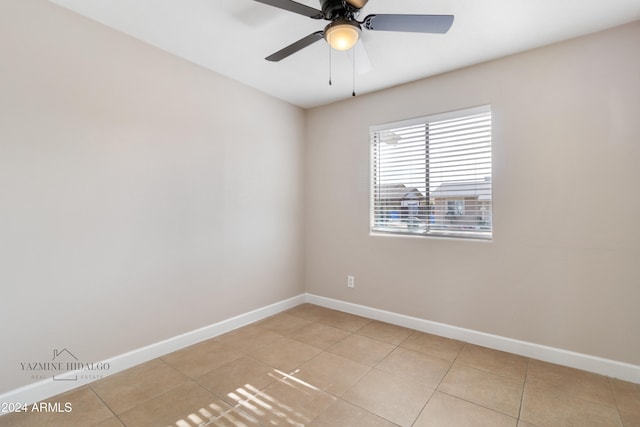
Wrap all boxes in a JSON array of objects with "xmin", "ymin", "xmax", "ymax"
[
  {"xmin": 352, "ymin": 44, "xmax": 356, "ymax": 97},
  {"xmin": 328, "ymin": 33, "xmax": 332, "ymax": 86}
]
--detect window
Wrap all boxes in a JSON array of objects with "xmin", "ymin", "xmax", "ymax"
[
  {"xmin": 447, "ymin": 200, "xmax": 465, "ymax": 217},
  {"xmin": 370, "ymin": 105, "xmax": 492, "ymax": 239}
]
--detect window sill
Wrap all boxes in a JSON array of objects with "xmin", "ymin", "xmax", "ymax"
[{"xmin": 370, "ymin": 229, "xmax": 492, "ymax": 242}]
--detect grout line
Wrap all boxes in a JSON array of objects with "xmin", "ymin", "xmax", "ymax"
[
  {"xmin": 408, "ymin": 368, "xmax": 440, "ymax": 427},
  {"xmin": 606, "ymin": 377, "xmax": 627, "ymax": 427},
  {"xmin": 432, "ymin": 340, "xmax": 463, "ymax": 391},
  {"xmin": 336, "ymin": 396, "xmax": 402, "ymax": 427},
  {"xmin": 423, "ymin": 342, "xmax": 527, "ymax": 422},
  {"xmin": 86, "ymin": 386, "xmax": 119, "ymax": 425},
  {"xmin": 432, "ymin": 389, "xmax": 522, "ymax": 419},
  {"xmin": 452, "ymin": 358, "xmax": 530, "ymax": 382},
  {"xmin": 328, "ymin": 398, "xmax": 367, "ymax": 425},
  {"xmin": 517, "ymin": 356, "xmax": 531, "ymax": 422},
  {"xmin": 410, "ymin": 335, "xmax": 464, "ymax": 426}
]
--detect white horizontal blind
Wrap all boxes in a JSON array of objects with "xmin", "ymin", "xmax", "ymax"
[{"xmin": 371, "ymin": 106, "xmax": 492, "ymax": 239}]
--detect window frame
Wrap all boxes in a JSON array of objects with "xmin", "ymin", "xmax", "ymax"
[{"xmin": 369, "ymin": 105, "xmax": 493, "ymax": 241}]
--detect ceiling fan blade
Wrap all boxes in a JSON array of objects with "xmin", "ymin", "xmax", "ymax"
[
  {"xmin": 345, "ymin": 0, "xmax": 369, "ymax": 9},
  {"xmin": 265, "ymin": 31, "xmax": 324, "ymax": 62},
  {"xmin": 253, "ymin": 0, "xmax": 324, "ymax": 19},
  {"xmin": 362, "ymin": 14, "xmax": 454, "ymax": 34}
]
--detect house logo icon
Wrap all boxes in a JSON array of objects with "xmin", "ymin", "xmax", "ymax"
[
  {"xmin": 52, "ymin": 348, "xmax": 77, "ymax": 361},
  {"xmin": 52, "ymin": 348, "xmax": 78, "ymax": 381}
]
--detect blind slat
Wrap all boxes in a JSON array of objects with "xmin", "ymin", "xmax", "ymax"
[{"xmin": 371, "ymin": 106, "xmax": 492, "ymax": 239}]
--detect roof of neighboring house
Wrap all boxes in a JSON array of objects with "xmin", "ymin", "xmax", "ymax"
[
  {"xmin": 378, "ymin": 183, "xmax": 425, "ymax": 201},
  {"xmin": 432, "ymin": 179, "xmax": 491, "ymax": 199}
]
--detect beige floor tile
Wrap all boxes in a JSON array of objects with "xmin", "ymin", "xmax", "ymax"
[
  {"xmin": 94, "ymin": 417, "xmax": 125, "ymax": 427},
  {"xmin": 315, "ymin": 309, "xmax": 371, "ymax": 332},
  {"xmin": 289, "ymin": 322, "xmax": 351, "ymax": 349},
  {"xmin": 249, "ymin": 336, "xmax": 323, "ymax": 373},
  {"xmin": 413, "ymin": 391, "xmax": 517, "ymax": 427},
  {"xmin": 438, "ymin": 363, "xmax": 524, "ymax": 417},
  {"xmin": 456, "ymin": 344, "xmax": 529, "ymax": 381},
  {"xmin": 342, "ymin": 368, "xmax": 434, "ymax": 426},
  {"xmin": 90, "ymin": 358, "xmax": 188, "ymax": 414},
  {"xmin": 293, "ymin": 351, "xmax": 371, "ymax": 396},
  {"xmin": 254, "ymin": 312, "xmax": 313, "ymax": 336},
  {"xmin": 355, "ymin": 320, "xmax": 413, "ymax": 345},
  {"xmin": 520, "ymin": 383, "xmax": 623, "ymax": 427},
  {"xmin": 376, "ymin": 347, "xmax": 451, "ymax": 388},
  {"xmin": 401, "ymin": 331, "xmax": 464, "ymax": 361},
  {"xmin": 610, "ymin": 378, "xmax": 640, "ymax": 417},
  {"xmin": 161, "ymin": 339, "xmax": 243, "ymax": 378},
  {"xmin": 309, "ymin": 399, "xmax": 399, "ymax": 427},
  {"xmin": 527, "ymin": 360, "xmax": 616, "ymax": 408},
  {"xmin": 220, "ymin": 390, "xmax": 288, "ymax": 426},
  {"xmin": 206, "ymin": 408, "xmax": 263, "ymax": 426},
  {"xmin": 196, "ymin": 356, "xmax": 279, "ymax": 405},
  {"xmin": 0, "ymin": 386, "xmax": 114, "ymax": 427},
  {"xmin": 285, "ymin": 303, "xmax": 333, "ymax": 323},
  {"xmin": 620, "ymin": 411, "xmax": 640, "ymax": 427},
  {"xmin": 224, "ymin": 374, "xmax": 336, "ymax": 426},
  {"xmin": 517, "ymin": 421, "xmax": 540, "ymax": 427},
  {"xmin": 213, "ymin": 326, "xmax": 284, "ymax": 354},
  {"xmin": 118, "ymin": 381, "xmax": 229, "ymax": 427},
  {"xmin": 328, "ymin": 334, "xmax": 396, "ymax": 366}
]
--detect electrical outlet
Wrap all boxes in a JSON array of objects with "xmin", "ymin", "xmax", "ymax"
[{"xmin": 347, "ymin": 275, "xmax": 355, "ymax": 288}]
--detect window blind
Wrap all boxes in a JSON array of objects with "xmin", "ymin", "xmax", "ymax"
[{"xmin": 370, "ymin": 105, "xmax": 492, "ymax": 239}]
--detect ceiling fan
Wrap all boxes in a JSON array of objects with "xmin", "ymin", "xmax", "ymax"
[{"xmin": 253, "ymin": 0, "xmax": 454, "ymax": 62}]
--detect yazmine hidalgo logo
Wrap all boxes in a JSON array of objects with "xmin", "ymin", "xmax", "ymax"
[{"xmin": 20, "ymin": 348, "xmax": 110, "ymax": 381}]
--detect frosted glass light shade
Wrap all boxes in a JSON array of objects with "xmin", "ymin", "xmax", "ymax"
[{"xmin": 325, "ymin": 21, "xmax": 361, "ymax": 51}]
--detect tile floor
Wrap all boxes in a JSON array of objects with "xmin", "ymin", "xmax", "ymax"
[{"xmin": 1, "ymin": 303, "xmax": 639, "ymax": 427}]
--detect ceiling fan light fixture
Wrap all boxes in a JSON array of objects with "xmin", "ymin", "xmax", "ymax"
[
  {"xmin": 324, "ymin": 19, "xmax": 361, "ymax": 51},
  {"xmin": 345, "ymin": 0, "xmax": 369, "ymax": 8}
]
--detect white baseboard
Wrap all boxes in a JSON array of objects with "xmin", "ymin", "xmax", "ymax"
[
  {"xmin": 0, "ymin": 294, "xmax": 306, "ymax": 409},
  {"xmin": 3, "ymin": 291, "xmax": 637, "ymax": 411},
  {"xmin": 305, "ymin": 293, "xmax": 640, "ymax": 383}
]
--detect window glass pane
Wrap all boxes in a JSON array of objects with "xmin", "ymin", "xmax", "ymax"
[{"xmin": 370, "ymin": 106, "xmax": 492, "ymax": 239}]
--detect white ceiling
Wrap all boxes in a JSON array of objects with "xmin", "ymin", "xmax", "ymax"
[{"xmin": 50, "ymin": 0, "xmax": 640, "ymax": 109}]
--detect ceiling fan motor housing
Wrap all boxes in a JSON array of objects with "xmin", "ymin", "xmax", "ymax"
[{"xmin": 320, "ymin": 0, "xmax": 359, "ymax": 20}]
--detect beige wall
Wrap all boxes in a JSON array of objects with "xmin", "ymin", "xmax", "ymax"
[
  {"xmin": 305, "ymin": 22, "xmax": 640, "ymax": 365},
  {"xmin": 0, "ymin": 0, "xmax": 305, "ymax": 394},
  {"xmin": 1, "ymin": 0, "xmax": 638, "ymax": 397}
]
